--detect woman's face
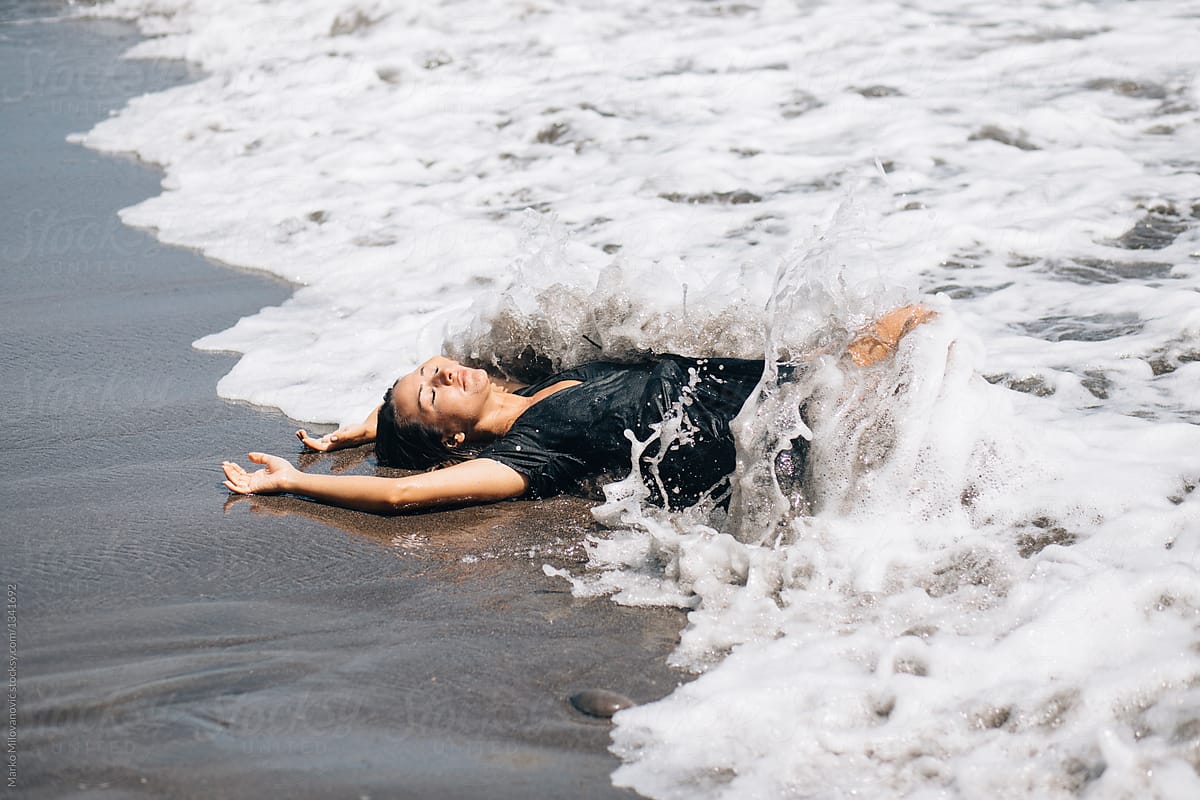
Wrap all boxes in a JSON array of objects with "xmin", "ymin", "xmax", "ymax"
[{"xmin": 390, "ymin": 356, "xmax": 492, "ymax": 437}]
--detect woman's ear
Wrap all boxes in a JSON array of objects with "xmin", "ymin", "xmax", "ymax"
[{"xmin": 443, "ymin": 431, "xmax": 466, "ymax": 449}]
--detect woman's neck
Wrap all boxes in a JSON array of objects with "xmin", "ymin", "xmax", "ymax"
[
  {"xmin": 474, "ymin": 391, "xmax": 537, "ymax": 439},
  {"xmin": 472, "ymin": 380, "xmax": 581, "ymax": 440}
]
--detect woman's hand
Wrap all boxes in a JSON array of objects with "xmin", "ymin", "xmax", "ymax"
[
  {"xmin": 297, "ymin": 404, "xmax": 381, "ymax": 452},
  {"xmin": 296, "ymin": 425, "xmax": 368, "ymax": 452},
  {"xmin": 222, "ymin": 453, "xmax": 298, "ymax": 495}
]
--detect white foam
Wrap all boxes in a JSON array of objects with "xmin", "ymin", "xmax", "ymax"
[{"xmin": 80, "ymin": 0, "xmax": 1200, "ymax": 795}]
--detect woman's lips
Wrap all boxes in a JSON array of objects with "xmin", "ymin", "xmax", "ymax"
[{"xmin": 460, "ymin": 367, "xmax": 478, "ymax": 391}]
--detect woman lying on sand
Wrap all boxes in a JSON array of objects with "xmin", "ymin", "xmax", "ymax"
[{"xmin": 222, "ymin": 305, "xmax": 934, "ymax": 513}]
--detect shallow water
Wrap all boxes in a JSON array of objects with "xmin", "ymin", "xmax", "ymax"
[{"xmin": 69, "ymin": 0, "xmax": 1200, "ymax": 797}]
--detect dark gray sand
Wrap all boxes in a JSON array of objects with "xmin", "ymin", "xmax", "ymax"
[{"xmin": 1, "ymin": 5, "xmax": 686, "ymax": 797}]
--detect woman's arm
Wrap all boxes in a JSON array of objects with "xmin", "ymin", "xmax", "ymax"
[
  {"xmin": 297, "ymin": 404, "xmax": 381, "ymax": 452},
  {"xmin": 222, "ymin": 453, "xmax": 528, "ymax": 513}
]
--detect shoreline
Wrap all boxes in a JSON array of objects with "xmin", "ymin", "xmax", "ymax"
[{"xmin": 1, "ymin": 6, "xmax": 686, "ymax": 797}]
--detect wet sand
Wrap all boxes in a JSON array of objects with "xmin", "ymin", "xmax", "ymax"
[{"xmin": 0, "ymin": 5, "xmax": 686, "ymax": 797}]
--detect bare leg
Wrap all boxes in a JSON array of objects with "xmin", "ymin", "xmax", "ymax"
[{"xmin": 847, "ymin": 305, "xmax": 936, "ymax": 367}]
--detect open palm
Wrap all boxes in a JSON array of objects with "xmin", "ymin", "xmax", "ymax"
[{"xmin": 222, "ymin": 452, "xmax": 296, "ymax": 495}]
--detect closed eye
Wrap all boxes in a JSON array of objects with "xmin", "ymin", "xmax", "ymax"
[{"xmin": 418, "ymin": 365, "xmax": 440, "ymax": 411}]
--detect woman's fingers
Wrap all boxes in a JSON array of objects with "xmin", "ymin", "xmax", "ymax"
[
  {"xmin": 222, "ymin": 455, "xmax": 288, "ymax": 495},
  {"xmin": 222, "ymin": 461, "xmax": 252, "ymax": 494},
  {"xmin": 296, "ymin": 429, "xmax": 327, "ymax": 450},
  {"xmin": 222, "ymin": 463, "xmax": 247, "ymax": 482},
  {"xmin": 297, "ymin": 428, "xmax": 342, "ymax": 451}
]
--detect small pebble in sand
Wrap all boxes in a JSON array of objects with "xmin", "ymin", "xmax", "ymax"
[{"xmin": 570, "ymin": 689, "xmax": 635, "ymax": 719}]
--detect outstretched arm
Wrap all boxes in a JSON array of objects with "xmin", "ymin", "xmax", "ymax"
[
  {"xmin": 297, "ymin": 404, "xmax": 381, "ymax": 452},
  {"xmin": 222, "ymin": 453, "xmax": 528, "ymax": 514}
]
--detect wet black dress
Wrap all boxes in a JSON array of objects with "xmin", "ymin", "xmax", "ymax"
[{"xmin": 478, "ymin": 357, "xmax": 769, "ymax": 509}]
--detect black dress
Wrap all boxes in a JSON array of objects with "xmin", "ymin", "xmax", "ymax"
[{"xmin": 478, "ymin": 357, "xmax": 773, "ymax": 509}]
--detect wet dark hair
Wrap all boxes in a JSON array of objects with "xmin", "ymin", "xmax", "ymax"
[{"xmin": 374, "ymin": 385, "xmax": 482, "ymax": 470}]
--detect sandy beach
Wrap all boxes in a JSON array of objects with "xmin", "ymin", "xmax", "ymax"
[
  {"xmin": 12, "ymin": 0, "xmax": 1200, "ymax": 795},
  {"xmin": 0, "ymin": 5, "xmax": 686, "ymax": 797}
]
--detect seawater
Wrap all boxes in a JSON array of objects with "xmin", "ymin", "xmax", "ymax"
[{"xmin": 79, "ymin": 0, "xmax": 1200, "ymax": 796}]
